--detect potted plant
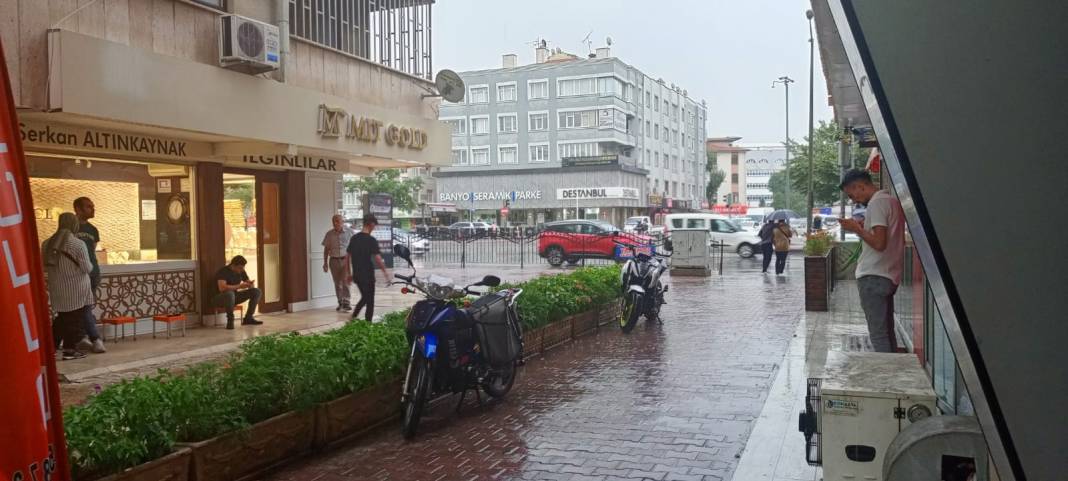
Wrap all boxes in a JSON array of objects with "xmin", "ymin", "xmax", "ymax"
[{"xmin": 804, "ymin": 230, "xmax": 835, "ymax": 311}]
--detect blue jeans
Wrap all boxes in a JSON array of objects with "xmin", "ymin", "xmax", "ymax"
[{"xmin": 83, "ymin": 307, "xmax": 101, "ymax": 341}]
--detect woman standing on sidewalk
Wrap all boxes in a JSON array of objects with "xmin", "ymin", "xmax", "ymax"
[
  {"xmin": 42, "ymin": 213, "xmax": 96, "ymax": 360},
  {"xmin": 772, "ymin": 219, "xmax": 793, "ymax": 275},
  {"xmin": 758, "ymin": 220, "xmax": 775, "ymax": 273}
]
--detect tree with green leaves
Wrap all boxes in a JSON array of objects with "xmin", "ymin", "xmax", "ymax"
[
  {"xmin": 705, "ymin": 151, "xmax": 726, "ymax": 206},
  {"xmin": 344, "ymin": 169, "xmax": 424, "ymax": 212},
  {"xmin": 769, "ymin": 120, "xmax": 868, "ymax": 212}
]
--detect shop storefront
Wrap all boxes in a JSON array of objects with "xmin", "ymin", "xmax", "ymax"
[
  {"xmin": 24, "ymin": 30, "xmax": 449, "ymax": 331},
  {"xmin": 434, "ymin": 167, "xmax": 648, "ymax": 228}
]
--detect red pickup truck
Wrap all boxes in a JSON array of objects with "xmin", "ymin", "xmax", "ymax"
[{"xmin": 537, "ymin": 220, "xmax": 653, "ymax": 266}]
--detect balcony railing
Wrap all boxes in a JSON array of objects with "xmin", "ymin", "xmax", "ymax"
[{"xmin": 289, "ymin": 0, "xmax": 433, "ymax": 80}]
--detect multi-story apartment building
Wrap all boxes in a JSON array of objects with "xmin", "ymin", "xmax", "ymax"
[
  {"xmin": 434, "ymin": 45, "xmax": 708, "ymax": 227},
  {"xmin": 738, "ymin": 143, "xmax": 788, "ymax": 208},
  {"xmin": 1, "ymin": 0, "xmax": 448, "ymax": 317},
  {"xmin": 706, "ymin": 137, "xmax": 748, "ymax": 213}
]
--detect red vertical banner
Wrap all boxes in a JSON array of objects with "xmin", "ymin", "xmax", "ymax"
[{"xmin": 0, "ymin": 42, "xmax": 71, "ymax": 480}]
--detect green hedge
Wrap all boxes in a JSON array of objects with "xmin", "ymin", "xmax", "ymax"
[{"xmin": 64, "ymin": 265, "xmax": 619, "ymax": 479}]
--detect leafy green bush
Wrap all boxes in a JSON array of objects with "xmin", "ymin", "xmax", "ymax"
[
  {"xmin": 64, "ymin": 265, "xmax": 619, "ymax": 478},
  {"xmin": 804, "ymin": 230, "xmax": 835, "ymax": 256}
]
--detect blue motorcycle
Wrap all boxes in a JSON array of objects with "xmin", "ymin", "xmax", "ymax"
[{"xmin": 391, "ymin": 244, "xmax": 524, "ymax": 439}]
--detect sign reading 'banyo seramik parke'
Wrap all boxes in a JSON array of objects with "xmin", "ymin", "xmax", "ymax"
[
  {"xmin": 317, "ymin": 104, "xmax": 428, "ymax": 151},
  {"xmin": 438, "ymin": 190, "xmax": 543, "ymax": 202}
]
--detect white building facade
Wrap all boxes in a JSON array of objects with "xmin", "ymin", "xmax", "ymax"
[{"xmin": 739, "ymin": 143, "xmax": 788, "ymax": 208}]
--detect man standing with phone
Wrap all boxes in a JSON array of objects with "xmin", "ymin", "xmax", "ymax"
[
  {"xmin": 838, "ymin": 169, "xmax": 905, "ymax": 353},
  {"xmin": 212, "ymin": 255, "xmax": 263, "ymax": 329},
  {"xmin": 345, "ymin": 214, "xmax": 391, "ymax": 322}
]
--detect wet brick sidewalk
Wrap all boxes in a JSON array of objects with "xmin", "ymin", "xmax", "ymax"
[{"xmin": 265, "ymin": 257, "xmax": 805, "ymax": 481}]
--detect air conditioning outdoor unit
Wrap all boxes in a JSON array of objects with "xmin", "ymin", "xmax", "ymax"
[
  {"xmin": 218, "ymin": 14, "xmax": 280, "ymax": 75},
  {"xmin": 798, "ymin": 351, "xmax": 938, "ymax": 481}
]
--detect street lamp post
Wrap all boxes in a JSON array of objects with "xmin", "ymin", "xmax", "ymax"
[
  {"xmin": 772, "ymin": 75, "xmax": 795, "ymax": 213},
  {"xmin": 806, "ymin": 9, "xmax": 816, "ymax": 234}
]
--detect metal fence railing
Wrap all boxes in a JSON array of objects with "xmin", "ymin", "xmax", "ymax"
[{"xmin": 393, "ymin": 228, "xmax": 666, "ymax": 268}]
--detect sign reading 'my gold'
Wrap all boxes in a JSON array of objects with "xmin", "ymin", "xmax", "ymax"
[{"xmin": 316, "ymin": 104, "xmax": 428, "ymax": 151}]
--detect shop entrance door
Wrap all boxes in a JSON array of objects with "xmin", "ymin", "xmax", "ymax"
[{"xmin": 222, "ymin": 170, "xmax": 286, "ymax": 313}]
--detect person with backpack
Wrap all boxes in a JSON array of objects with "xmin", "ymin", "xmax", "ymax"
[
  {"xmin": 772, "ymin": 219, "xmax": 793, "ymax": 275},
  {"xmin": 42, "ymin": 213, "xmax": 94, "ymax": 360}
]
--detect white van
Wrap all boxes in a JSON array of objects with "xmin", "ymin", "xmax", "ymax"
[{"xmin": 664, "ymin": 213, "xmax": 761, "ymax": 258}]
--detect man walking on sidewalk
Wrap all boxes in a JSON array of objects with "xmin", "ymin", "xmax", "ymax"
[
  {"xmin": 838, "ymin": 169, "xmax": 905, "ymax": 353},
  {"xmin": 322, "ymin": 214, "xmax": 354, "ymax": 311},
  {"xmin": 345, "ymin": 214, "xmax": 391, "ymax": 322}
]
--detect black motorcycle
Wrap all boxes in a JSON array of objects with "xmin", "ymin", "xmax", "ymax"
[
  {"xmin": 616, "ymin": 240, "xmax": 671, "ymax": 333},
  {"xmin": 391, "ymin": 244, "xmax": 524, "ymax": 439}
]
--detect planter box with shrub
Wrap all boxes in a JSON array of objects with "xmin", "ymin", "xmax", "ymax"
[
  {"xmin": 182, "ymin": 409, "xmax": 315, "ymax": 481},
  {"xmin": 804, "ymin": 231, "xmax": 835, "ymax": 312},
  {"xmin": 95, "ymin": 448, "xmax": 191, "ymax": 481}
]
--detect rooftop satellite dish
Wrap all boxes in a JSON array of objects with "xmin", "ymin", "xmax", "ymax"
[{"xmin": 434, "ymin": 69, "xmax": 465, "ymax": 103}]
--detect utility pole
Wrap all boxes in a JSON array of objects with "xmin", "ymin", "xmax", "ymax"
[
  {"xmin": 772, "ymin": 75, "xmax": 795, "ymax": 212},
  {"xmin": 806, "ymin": 9, "xmax": 816, "ymax": 234}
]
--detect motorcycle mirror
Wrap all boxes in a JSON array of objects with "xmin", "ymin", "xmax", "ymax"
[
  {"xmin": 392, "ymin": 244, "xmax": 413, "ymax": 266},
  {"xmin": 478, "ymin": 275, "xmax": 501, "ymax": 287},
  {"xmin": 664, "ymin": 238, "xmax": 674, "ymax": 251}
]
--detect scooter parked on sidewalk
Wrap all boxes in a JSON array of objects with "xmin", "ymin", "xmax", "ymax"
[
  {"xmin": 616, "ymin": 239, "xmax": 672, "ymax": 333},
  {"xmin": 391, "ymin": 244, "xmax": 525, "ymax": 439}
]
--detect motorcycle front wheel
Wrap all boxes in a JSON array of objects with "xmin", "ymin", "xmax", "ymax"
[
  {"xmin": 482, "ymin": 362, "xmax": 518, "ymax": 398},
  {"xmin": 619, "ymin": 292, "xmax": 642, "ymax": 333},
  {"xmin": 401, "ymin": 354, "xmax": 433, "ymax": 440}
]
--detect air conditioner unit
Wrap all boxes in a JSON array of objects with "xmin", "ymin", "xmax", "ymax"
[
  {"xmin": 798, "ymin": 351, "xmax": 937, "ymax": 481},
  {"xmin": 219, "ymin": 14, "xmax": 280, "ymax": 75}
]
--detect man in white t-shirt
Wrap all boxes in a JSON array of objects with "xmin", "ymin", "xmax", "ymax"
[{"xmin": 838, "ymin": 169, "xmax": 905, "ymax": 353}]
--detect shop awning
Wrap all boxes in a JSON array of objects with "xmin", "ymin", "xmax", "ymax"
[{"xmin": 42, "ymin": 30, "xmax": 450, "ymax": 174}]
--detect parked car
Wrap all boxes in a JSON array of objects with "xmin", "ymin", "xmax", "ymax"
[
  {"xmin": 663, "ymin": 213, "xmax": 761, "ymax": 258},
  {"xmin": 393, "ymin": 228, "xmax": 429, "ymax": 254},
  {"xmin": 623, "ymin": 216, "xmax": 665, "ymax": 235},
  {"xmin": 447, "ymin": 221, "xmax": 477, "ymax": 236},
  {"xmin": 473, "ymin": 222, "xmax": 498, "ymax": 235},
  {"xmin": 537, "ymin": 220, "xmax": 652, "ymax": 266}
]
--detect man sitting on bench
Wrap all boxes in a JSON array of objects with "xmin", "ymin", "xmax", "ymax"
[{"xmin": 213, "ymin": 255, "xmax": 263, "ymax": 329}]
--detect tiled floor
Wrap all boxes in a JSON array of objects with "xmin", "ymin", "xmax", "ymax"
[{"xmin": 730, "ymin": 277, "xmax": 912, "ymax": 481}]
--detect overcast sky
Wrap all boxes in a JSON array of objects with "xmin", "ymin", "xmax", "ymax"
[{"xmin": 432, "ymin": 0, "xmax": 833, "ymax": 144}]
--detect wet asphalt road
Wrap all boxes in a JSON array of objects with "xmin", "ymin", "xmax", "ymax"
[{"xmin": 264, "ymin": 255, "xmax": 804, "ymax": 481}]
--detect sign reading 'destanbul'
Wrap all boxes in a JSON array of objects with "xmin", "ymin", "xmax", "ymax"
[
  {"xmin": 438, "ymin": 190, "xmax": 543, "ymax": 202},
  {"xmin": 557, "ymin": 187, "xmax": 640, "ymax": 200},
  {"xmin": 317, "ymin": 104, "xmax": 428, "ymax": 151}
]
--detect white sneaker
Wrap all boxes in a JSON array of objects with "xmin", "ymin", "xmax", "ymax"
[
  {"xmin": 76, "ymin": 337, "xmax": 93, "ymax": 352},
  {"xmin": 91, "ymin": 339, "xmax": 106, "ymax": 353}
]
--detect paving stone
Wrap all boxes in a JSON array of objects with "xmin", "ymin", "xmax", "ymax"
[{"xmin": 264, "ymin": 259, "xmax": 804, "ymax": 480}]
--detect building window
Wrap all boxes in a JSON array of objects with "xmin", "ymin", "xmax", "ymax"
[
  {"xmin": 654, "ymin": 123, "xmax": 660, "ymax": 140},
  {"xmin": 645, "ymin": 149, "xmax": 651, "ymax": 166},
  {"xmin": 653, "ymin": 95, "xmax": 659, "ymax": 111},
  {"xmin": 731, "ymin": 152, "xmax": 739, "ymax": 165},
  {"xmin": 471, "ymin": 147, "xmax": 490, "ymax": 165},
  {"xmin": 29, "ymin": 156, "xmax": 195, "ymax": 262},
  {"xmin": 498, "ymin": 145, "xmax": 518, "ymax": 164},
  {"xmin": 529, "ymin": 143, "xmax": 550, "ymax": 163},
  {"xmin": 557, "ymin": 78, "xmax": 598, "ymax": 97},
  {"xmin": 469, "ymin": 86, "xmax": 488, "ymax": 104},
  {"xmin": 558, "ymin": 142, "xmax": 599, "ymax": 159},
  {"xmin": 654, "ymin": 152, "xmax": 660, "ymax": 167},
  {"xmin": 731, "ymin": 173, "xmax": 739, "ymax": 183},
  {"xmin": 558, "ymin": 110, "xmax": 597, "ymax": 129},
  {"xmin": 663, "ymin": 127, "xmax": 669, "ymax": 140},
  {"xmin": 470, "ymin": 116, "xmax": 489, "ymax": 135},
  {"xmin": 528, "ymin": 80, "xmax": 549, "ymax": 99},
  {"xmin": 497, "ymin": 83, "xmax": 517, "ymax": 102},
  {"xmin": 288, "ymin": 0, "xmax": 432, "ymax": 79},
  {"xmin": 528, "ymin": 112, "xmax": 548, "ymax": 131},
  {"xmin": 191, "ymin": 0, "xmax": 224, "ymax": 8},
  {"xmin": 497, "ymin": 114, "xmax": 518, "ymax": 133},
  {"xmin": 663, "ymin": 100, "xmax": 669, "ymax": 113},
  {"xmin": 451, "ymin": 148, "xmax": 469, "ymax": 165},
  {"xmin": 444, "ymin": 118, "xmax": 466, "ymax": 135}
]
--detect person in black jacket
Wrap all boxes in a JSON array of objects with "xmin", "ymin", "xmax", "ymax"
[{"xmin": 758, "ymin": 220, "xmax": 775, "ymax": 273}]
